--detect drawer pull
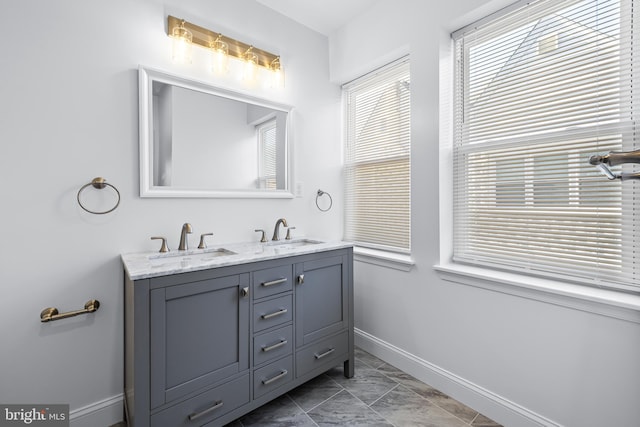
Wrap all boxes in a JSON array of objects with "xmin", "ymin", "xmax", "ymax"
[
  {"xmin": 262, "ymin": 369, "xmax": 288, "ymax": 385},
  {"xmin": 314, "ymin": 348, "xmax": 335, "ymax": 360},
  {"xmin": 261, "ymin": 308, "xmax": 288, "ymax": 320},
  {"xmin": 188, "ymin": 400, "xmax": 223, "ymax": 421},
  {"xmin": 262, "ymin": 339, "xmax": 288, "ymax": 353},
  {"xmin": 262, "ymin": 278, "xmax": 287, "ymax": 287}
]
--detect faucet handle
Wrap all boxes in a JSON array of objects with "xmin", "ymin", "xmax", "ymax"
[
  {"xmin": 285, "ymin": 227, "xmax": 296, "ymax": 240},
  {"xmin": 151, "ymin": 236, "xmax": 169, "ymax": 253},
  {"xmin": 254, "ymin": 229, "xmax": 267, "ymax": 243},
  {"xmin": 198, "ymin": 233, "xmax": 213, "ymax": 249}
]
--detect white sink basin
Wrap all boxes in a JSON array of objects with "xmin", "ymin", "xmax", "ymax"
[
  {"xmin": 149, "ymin": 248, "xmax": 236, "ymax": 267},
  {"xmin": 266, "ymin": 239, "xmax": 324, "ymax": 250}
]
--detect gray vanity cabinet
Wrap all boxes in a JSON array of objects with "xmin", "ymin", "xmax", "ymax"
[{"xmin": 125, "ymin": 247, "xmax": 353, "ymax": 427}]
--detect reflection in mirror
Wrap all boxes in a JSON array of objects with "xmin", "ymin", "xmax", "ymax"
[{"xmin": 139, "ymin": 67, "xmax": 293, "ymax": 198}]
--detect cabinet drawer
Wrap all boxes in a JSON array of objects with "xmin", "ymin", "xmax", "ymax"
[
  {"xmin": 254, "ymin": 325, "xmax": 293, "ymax": 366},
  {"xmin": 252, "ymin": 265, "xmax": 293, "ymax": 299},
  {"xmin": 254, "ymin": 294, "xmax": 293, "ymax": 332},
  {"xmin": 296, "ymin": 331, "xmax": 348, "ymax": 378},
  {"xmin": 253, "ymin": 355, "xmax": 293, "ymax": 399},
  {"xmin": 150, "ymin": 374, "xmax": 249, "ymax": 426}
]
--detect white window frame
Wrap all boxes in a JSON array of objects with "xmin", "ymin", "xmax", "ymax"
[
  {"xmin": 257, "ymin": 119, "xmax": 277, "ymax": 190},
  {"xmin": 446, "ymin": 0, "xmax": 638, "ymax": 294},
  {"xmin": 342, "ymin": 57, "xmax": 414, "ymax": 269}
]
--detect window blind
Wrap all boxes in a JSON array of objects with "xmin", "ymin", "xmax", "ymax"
[
  {"xmin": 453, "ymin": 0, "xmax": 638, "ymax": 291},
  {"xmin": 344, "ymin": 58, "xmax": 411, "ymax": 252},
  {"xmin": 258, "ymin": 120, "xmax": 277, "ymax": 189}
]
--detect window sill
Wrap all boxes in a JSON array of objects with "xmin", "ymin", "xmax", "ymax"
[
  {"xmin": 354, "ymin": 247, "xmax": 415, "ymax": 272},
  {"xmin": 434, "ymin": 263, "xmax": 640, "ymax": 324}
]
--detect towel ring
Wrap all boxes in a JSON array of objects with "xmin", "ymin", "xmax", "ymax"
[
  {"xmin": 77, "ymin": 177, "xmax": 120, "ymax": 215},
  {"xmin": 315, "ymin": 189, "xmax": 333, "ymax": 212}
]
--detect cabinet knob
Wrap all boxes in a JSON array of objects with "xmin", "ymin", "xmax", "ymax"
[
  {"xmin": 240, "ymin": 287, "xmax": 249, "ymax": 297},
  {"xmin": 297, "ymin": 274, "xmax": 305, "ymax": 284}
]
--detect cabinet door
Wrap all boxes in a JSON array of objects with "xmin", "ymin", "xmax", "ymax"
[
  {"xmin": 295, "ymin": 254, "xmax": 348, "ymax": 347},
  {"xmin": 150, "ymin": 273, "xmax": 249, "ymax": 408}
]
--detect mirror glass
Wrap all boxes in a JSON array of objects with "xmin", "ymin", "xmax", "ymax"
[{"xmin": 139, "ymin": 67, "xmax": 293, "ymax": 198}]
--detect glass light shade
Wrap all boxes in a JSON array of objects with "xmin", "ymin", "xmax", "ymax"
[
  {"xmin": 171, "ymin": 23, "xmax": 193, "ymax": 64},
  {"xmin": 210, "ymin": 40, "xmax": 229, "ymax": 74},
  {"xmin": 270, "ymin": 59, "xmax": 285, "ymax": 89},
  {"xmin": 243, "ymin": 50, "xmax": 259, "ymax": 82}
]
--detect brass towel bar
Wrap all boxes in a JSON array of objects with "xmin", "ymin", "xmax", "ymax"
[{"xmin": 40, "ymin": 299, "xmax": 100, "ymax": 323}]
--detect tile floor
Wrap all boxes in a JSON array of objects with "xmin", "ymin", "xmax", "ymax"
[{"xmin": 226, "ymin": 347, "xmax": 503, "ymax": 427}]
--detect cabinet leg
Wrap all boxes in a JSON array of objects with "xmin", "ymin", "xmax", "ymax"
[{"xmin": 343, "ymin": 358, "xmax": 355, "ymax": 378}]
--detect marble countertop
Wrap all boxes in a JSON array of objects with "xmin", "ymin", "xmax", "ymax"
[{"xmin": 121, "ymin": 238, "xmax": 353, "ymax": 280}]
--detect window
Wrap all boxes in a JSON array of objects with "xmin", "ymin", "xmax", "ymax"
[
  {"xmin": 257, "ymin": 120, "xmax": 277, "ymax": 189},
  {"xmin": 453, "ymin": 0, "xmax": 638, "ymax": 291},
  {"xmin": 344, "ymin": 58, "xmax": 411, "ymax": 253}
]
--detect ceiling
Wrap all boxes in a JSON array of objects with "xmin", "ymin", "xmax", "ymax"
[{"xmin": 256, "ymin": 0, "xmax": 378, "ymax": 36}]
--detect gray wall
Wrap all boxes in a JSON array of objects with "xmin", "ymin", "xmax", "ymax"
[
  {"xmin": 330, "ymin": 1, "xmax": 640, "ymax": 426},
  {"xmin": 2, "ymin": 0, "xmax": 638, "ymax": 426},
  {"xmin": 0, "ymin": 0, "xmax": 342, "ymax": 423}
]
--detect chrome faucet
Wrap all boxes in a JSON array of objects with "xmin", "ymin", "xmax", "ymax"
[
  {"xmin": 271, "ymin": 218, "xmax": 288, "ymax": 241},
  {"xmin": 178, "ymin": 223, "xmax": 192, "ymax": 250}
]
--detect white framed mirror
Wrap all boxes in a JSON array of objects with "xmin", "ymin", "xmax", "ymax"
[{"xmin": 139, "ymin": 66, "xmax": 294, "ymax": 198}]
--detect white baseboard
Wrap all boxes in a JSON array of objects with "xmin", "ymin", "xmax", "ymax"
[
  {"xmin": 70, "ymin": 394, "xmax": 124, "ymax": 427},
  {"xmin": 355, "ymin": 328, "xmax": 561, "ymax": 427}
]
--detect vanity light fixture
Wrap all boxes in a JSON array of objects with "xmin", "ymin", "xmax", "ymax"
[
  {"xmin": 166, "ymin": 16, "xmax": 284, "ymax": 87},
  {"xmin": 170, "ymin": 19, "xmax": 193, "ymax": 64}
]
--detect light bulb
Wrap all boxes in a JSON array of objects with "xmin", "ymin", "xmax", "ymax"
[
  {"xmin": 171, "ymin": 20, "xmax": 192, "ymax": 64},
  {"xmin": 243, "ymin": 47, "xmax": 258, "ymax": 82},
  {"xmin": 210, "ymin": 36, "xmax": 229, "ymax": 74},
  {"xmin": 270, "ymin": 57, "xmax": 284, "ymax": 89}
]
